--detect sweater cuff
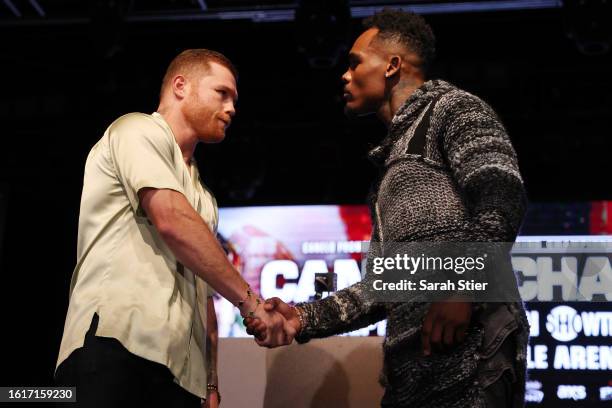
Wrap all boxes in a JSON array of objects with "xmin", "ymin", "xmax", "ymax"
[{"xmin": 294, "ymin": 303, "xmax": 313, "ymax": 344}]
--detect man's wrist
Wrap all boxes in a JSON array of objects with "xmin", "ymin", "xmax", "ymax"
[
  {"xmin": 293, "ymin": 305, "xmax": 307, "ymax": 335},
  {"xmin": 207, "ymin": 384, "xmax": 221, "ymax": 404},
  {"xmin": 238, "ymin": 296, "xmax": 262, "ymax": 318},
  {"xmin": 235, "ymin": 285, "xmax": 263, "ymax": 318}
]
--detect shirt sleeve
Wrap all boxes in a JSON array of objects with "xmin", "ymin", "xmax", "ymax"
[
  {"xmin": 107, "ymin": 114, "xmax": 186, "ymax": 217},
  {"xmin": 440, "ymin": 92, "xmax": 528, "ymax": 242}
]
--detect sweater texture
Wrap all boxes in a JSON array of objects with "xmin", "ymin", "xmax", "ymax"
[{"xmin": 296, "ymin": 80, "xmax": 529, "ymax": 408}]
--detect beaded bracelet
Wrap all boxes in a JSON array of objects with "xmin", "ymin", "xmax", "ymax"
[
  {"xmin": 294, "ymin": 305, "xmax": 307, "ymax": 335},
  {"xmin": 207, "ymin": 384, "xmax": 221, "ymax": 404},
  {"xmin": 236, "ymin": 285, "xmax": 254, "ymax": 308},
  {"xmin": 247, "ymin": 297, "xmax": 262, "ymax": 318},
  {"xmin": 235, "ymin": 285, "xmax": 263, "ymax": 318}
]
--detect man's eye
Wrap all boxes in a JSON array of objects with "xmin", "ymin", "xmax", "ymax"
[
  {"xmin": 217, "ymin": 89, "xmax": 227, "ymax": 96},
  {"xmin": 349, "ymin": 61, "xmax": 359, "ymax": 70}
]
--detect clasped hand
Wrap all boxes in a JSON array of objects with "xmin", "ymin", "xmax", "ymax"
[{"xmin": 243, "ymin": 298, "xmax": 300, "ymax": 348}]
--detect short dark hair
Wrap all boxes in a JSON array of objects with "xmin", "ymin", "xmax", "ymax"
[
  {"xmin": 161, "ymin": 49, "xmax": 238, "ymax": 94},
  {"xmin": 363, "ymin": 9, "xmax": 436, "ymax": 75}
]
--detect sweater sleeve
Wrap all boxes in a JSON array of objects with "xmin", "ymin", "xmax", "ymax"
[
  {"xmin": 294, "ymin": 262, "xmax": 387, "ymax": 343},
  {"xmin": 439, "ymin": 92, "xmax": 528, "ymax": 242}
]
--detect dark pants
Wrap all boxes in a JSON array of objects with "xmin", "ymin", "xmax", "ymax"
[{"xmin": 55, "ymin": 314, "xmax": 201, "ymax": 408}]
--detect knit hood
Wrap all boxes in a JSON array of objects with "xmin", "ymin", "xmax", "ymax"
[{"xmin": 368, "ymin": 79, "xmax": 457, "ymax": 166}]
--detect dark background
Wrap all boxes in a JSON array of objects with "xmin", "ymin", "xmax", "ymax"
[{"xmin": 0, "ymin": 0, "xmax": 610, "ymax": 390}]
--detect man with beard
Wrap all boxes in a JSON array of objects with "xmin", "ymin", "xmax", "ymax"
[
  {"xmin": 56, "ymin": 49, "xmax": 294, "ymax": 407},
  {"xmin": 246, "ymin": 10, "xmax": 529, "ymax": 408}
]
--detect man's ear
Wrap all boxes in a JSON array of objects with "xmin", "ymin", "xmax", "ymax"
[
  {"xmin": 172, "ymin": 75, "xmax": 188, "ymax": 99},
  {"xmin": 385, "ymin": 55, "xmax": 402, "ymax": 78}
]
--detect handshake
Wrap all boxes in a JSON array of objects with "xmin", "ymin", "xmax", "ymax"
[
  {"xmin": 242, "ymin": 298, "xmax": 302, "ymax": 348},
  {"xmin": 240, "ymin": 295, "xmax": 473, "ymax": 355}
]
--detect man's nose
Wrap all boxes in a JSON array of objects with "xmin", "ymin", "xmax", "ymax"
[
  {"xmin": 226, "ymin": 102, "xmax": 236, "ymax": 117},
  {"xmin": 341, "ymin": 71, "xmax": 350, "ymax": 84}
]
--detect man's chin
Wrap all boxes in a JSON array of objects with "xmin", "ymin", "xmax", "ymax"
[
  {"xmin": 211, "ymin": 133, "xmax": 226, "ymax": 143},
  {"xmin": 343, "ymin": 104, "xmax": 359, "ymax": 117},
  {"xmin": 200, "ymin": 132, "xmax": 226, "ymax": 144},
  {"xmin": 343, "ymin": 104, "xmax": 371, "ymax": 118}
]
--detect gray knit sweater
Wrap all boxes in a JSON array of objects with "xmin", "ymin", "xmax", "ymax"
[{"xmin": 296, "ymin": 80, "xmax": 529, "ymax": 408}]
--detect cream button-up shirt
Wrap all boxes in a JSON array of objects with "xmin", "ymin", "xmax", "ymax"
[{"xmin": 56, "ymin": 112, "xmax": 217, "ymax": 398}]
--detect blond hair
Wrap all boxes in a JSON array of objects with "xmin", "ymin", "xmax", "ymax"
[{"xmin": 160, "ymin": 49, "xmax": 238, "ymax": 96}]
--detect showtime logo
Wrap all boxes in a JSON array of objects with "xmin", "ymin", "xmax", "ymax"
[{"xmin": 545, "ymin": 305, "xmax": 612, "ymax": 342}]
